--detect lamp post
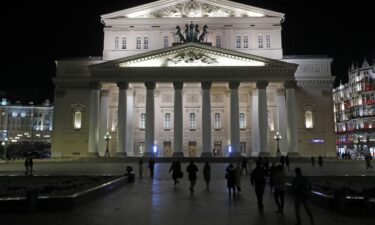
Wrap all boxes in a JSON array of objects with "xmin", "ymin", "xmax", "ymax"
[
  {"xmin": 2, "ymin": 137, "xmax": 8, "ymax": 161},
  {"xmin": 104, "ymin": 132, "xmax": 111, "ymax": 158},
  {"xmin": 274, "ymin": 132, "xmax": 282, "ymax": 155}
]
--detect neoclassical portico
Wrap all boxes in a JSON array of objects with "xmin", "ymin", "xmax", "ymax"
[{"xmin": 86, "ymin": 43, "xmax": 298, "ymax": 157}]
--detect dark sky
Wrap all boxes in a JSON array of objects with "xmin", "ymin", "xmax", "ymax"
[{"xmin": 1, "ymin": 0, "xmax": 374, "ymax": 104}]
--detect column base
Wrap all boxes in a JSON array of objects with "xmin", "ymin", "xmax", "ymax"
[
  {"xmin": 87, "ymin": 152, "xmax": 99, "ymax": 157},
  {"xmin": 229, "ymin": 152, "xmax": 242, "ymax": 157},
  {"xmin": 143, "ymin": 152, "xmax": 156, "ymax": 157},
  {"xmin": 258, "ymin": 152, "xmax": 271, "ymax": 157},
  {"xmin": 173, "ymin": 152, "xmax": 184, "ymax": 157},
  {"xmin": 201, "ymin": 152, "xmax": 213, "ymax": 157},
  {"xmin": 287, "ymin": 152, "xmax": 300, "ymax": 157},
  {"xmin": 113, "ymin": 152, "xmax": 127, "ymax": 157}
]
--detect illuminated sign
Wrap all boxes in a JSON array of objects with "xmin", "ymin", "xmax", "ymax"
[{"xmin": 311, "ymin": 139, "xmax": 325, "ymax": 143}]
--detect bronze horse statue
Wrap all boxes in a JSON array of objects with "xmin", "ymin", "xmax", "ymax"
[
  {"xmin": 198, "ymin": 25, "xmax": 208, "ymax": 43},
  {"xmin": 175, "ymin": 26, "xmax": 186, "ymax": 43}
]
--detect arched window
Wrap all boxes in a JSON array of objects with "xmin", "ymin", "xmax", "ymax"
[
  {"xmin": 164, "ymin": 113, "xmax": 171, "ymax": 129},
  {"xmin": 214, "ymin": 113, "xmax": 221, "ymax": 129},
  {"xmin": 236, "ymin": 35, "xmax": 241, "ymax": 48},
  {"xmin": 114, "ymin": 36, "xmax": 120, "ymax": 49},
  {"xmin": 74, "ymin": 111, "xmax": 82, "ymax": 129},
  {"xmin": 243, "ymin": 35, "xmax": 249, "ymax": 48},
  {"xmin": 239, "ymin": 113, "xmax": 246, "ymax": 129},
  {"xmin": 305, "ymin": 111, "xmax": 313, "ymax": 129},
  {"xmin": 144, "ymin": 36, "xmax": 149, "ymax": 49},
  {"xmin": 189, "ymin": 113, "xmax": 196, "ymax": 129},
  {"xmin": 163, "ymin": 36, "xmax": 169, "ymax": 48},
  {"xmin": 268, "ymin": 110, "xmax": 274, "ymax": 131},
  {"xmin": 136, "ymin": 37, "xmax": 141, "ymax": 49},
  {"xmin": 258, "ymin": 34, "xmax": 264, "ymax": 48},
  {"xmin": 140, "ymin": 113, "xmax": 146, "ymax": 129},
  {"xmin": 121, "ymin": 36, "xmax": 127, "ymax": 49},
  {"xmin": 266, "ymin": 34, "xmax": 271, "ymax": 48},
  {"xmin": 215, "ymin": 35, "xmax": 221, "ymax": 48}
]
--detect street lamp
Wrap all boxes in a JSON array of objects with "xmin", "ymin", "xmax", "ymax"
[
  {"xmin": 104, "ymin": 132, "xmax": 111, "ymax": 158},
  {"xmin": 274, "ymin": 132, "xmax": 282, "ymax": 155},
  {"xmin": 2, "ymin": 137, "xmax": 8, "ymax": 161}
]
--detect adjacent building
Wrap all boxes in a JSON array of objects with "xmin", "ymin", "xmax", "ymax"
[
  {"xmin": 51, "ymin": 0, "xmax": 335, "ymax": 157},
  {"xmin": 333, "ymin": 60, "xmax": 375, "ymax": 157}
]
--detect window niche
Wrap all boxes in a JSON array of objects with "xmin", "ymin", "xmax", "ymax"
[
  {"xmin": 71, "ymin": 103, "xmax": 86, "ymax": 130},
  {"xmin": 301, "ymin": 103, "xmax": 315, "ymax": 130}
]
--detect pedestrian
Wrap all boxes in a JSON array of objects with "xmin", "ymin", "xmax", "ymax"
[
  {"xmin": 186, "ymin": 159, "xmax": 198, "ymax": 193},
  {"xmin": 203, "ymin": 161, "xmax": 211, "ymax": 190},
  {"xmin": 28, "ymin": 157, "xmax": 33, "ymax": 173},
  {"xmin": 138, "ymin": 158, "xmax": 143, "ymax": 178},
  {"xmin": 169, "ymin": 160, "xmax": 182, "ymax": 187},
  {"xmin": 365, "ymin": 155, "xmax": 373, "ymax": 169},
  {"xmin": 241, "ymin": 157, "xmax": 248, "ymax": 175},
  {"xmin": 269, "ymin": 162, "xmax": 277, "ymax": 192},
  {"xmin": 250, "ymin": 161, "xmax": 267, "ymax": 213},
  {"xmin": 24, "ymin": 157, "xmax": 29, "ymax": 174},
  {"xmin": 311, "ymin": 156, "xmax": 315, "ymax": 167},
  {"xmin": 285, "ymin": 155, "xmax": 290, "ymax": 171},
  {"xmin": 148, "ymin": 157, "xmax": 155, "ymax": 178},
  {"xmin": 318, "ymin": 155, "xmax": 323, "ymax": 167},
  {"xmin": 263, "ymin": 157, "xmax": 270, "ymax": 173},
  {"xmin": 234, "ymin": 162, "xmax": 242, "ymax": 193},
  {"xmin": 225, "ymin": 163, "xmax": 236, "ymax": 196},
  {"xmin": 272, "ymin": 165, "xmax": 286, "ymax": 214},
  {"xmin": 291, "ymin": 167, "xmax": 314, "ymax": 225},
  {"xmin": 280, "ymin": 155, "xmax": 285, "ymax": 168}
]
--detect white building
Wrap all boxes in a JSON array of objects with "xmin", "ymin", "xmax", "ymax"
[{"xmin": 51, "ymin": 0, "xmax": 335, "ymax": 157}]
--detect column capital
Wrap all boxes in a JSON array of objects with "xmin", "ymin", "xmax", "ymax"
[
  {"xmin": 276, "ymin": 88, "xmax": 286, "ymax": 96},
  {"xmin": 256, "ymin": 81, "xmax": 269, "ymax": 89},
  {"xmin": 100, "ymin": 90, "xmax": 109, "ymax": 96},
  {"xmin": 117, "ymin": 82, "xmax": 129, "ymax": 90},
  {"xmin": 201, "ymin": 81, "xmax": 212, "ymax": 89},
  {"xmin": 229, "ymin": 81, "xmax": 240, "ymax": 89},
  {"xmin": 90, "ymin": 82, "xmax": 101, "ymax": 90},
  {"xmin": 145, "ymin": 82, "xmax": 156, "ymax": 90},
  {"xmin": 284, "ymin": 80, "xmax": 297, "ymax": 89},
  {"xmin": 173, "ymin": 82, "xmax": 184, "ymax": 90}
]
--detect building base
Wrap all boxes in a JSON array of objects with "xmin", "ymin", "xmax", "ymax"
[
  {"xmin": 143, "ymin": 152, "xmax": 155, "ymax": 157},
  {"xmin": 229, "ymin": 152, "xmax": 242, "ymax": 157},
  {"xmin": 287, "ymin": 152, "xmax": 300, "ymax": 157},
  {"xmin": 201, "ymin": 152, "xmax": 213, "ymax": 157},
  {"xmin": 113, "ymin": 152, "xmax": 127, "ymax": 157},
  {"xmin": 258, "ymin": 152, "xmax": 271, "ymax": 157},
  {"xmin": 87, "ymin": 152, "xmax": 99, "ymax": 157},
  {"xmin": 173, "ymin": 152, "xmax": 184, "ymax": 157}
]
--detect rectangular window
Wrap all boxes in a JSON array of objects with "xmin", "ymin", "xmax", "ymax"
[
  {"xmin": 266, "ymin": 34, "xmax": 271, "ymax": 48},
  {"xmin": 258, "ymin": 34, "xmax": 263, "ymax": 48},
  {"xmin": 139, "ymin": 142, "xmax": 145, "ymax": 154},
  {"xmin": 115, "ymin": 36, "xmax": 120, "ymax": 49},
  {"xmin": 164, "ymin": 113, "xmax": 171, "ymax": 129},
  {"xmin": 214, "ymin": 113, "xmax": 221, "ymax": 129},
  {"xmin": 236, "ymin": 36, "xmax": 241, "ymax": 48},
  {"xmin": 122, "ymin": 36, "xmax": 127, "ymax": 49},
  {"xmin": 243, "ymin": 36, "xmax": 248, "ymax": 48},
  {"xmin": 144, "ymin": 36, "xmax": 149, "ymax": 49},
  {"xmin": 190, "ymin": 113, "xmax": 196, "ymax": 129},
  {"xmin": 140, "ymin": 113, "xmax": 146, "ymax": 129},
  {"xmin": 216, "ymin": 35, "xmax": 221, "ymax": 48},
  {"xmin": 164, "ymin": 36, "xmax": 169, "ymax": 48},
  {"xmin": 239, "ymin": 113, "xmax": 246, "ymax": 129},
  {"xmin": 136, "ymin": 37, "xmax": 141, "ymax": 49}
]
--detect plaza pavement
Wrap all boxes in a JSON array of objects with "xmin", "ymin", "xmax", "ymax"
[{"xmin": 0, "ymin": 159, "xmax": 373, "ymax": 225}]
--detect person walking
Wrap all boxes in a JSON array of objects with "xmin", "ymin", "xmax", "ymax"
[
  {"xmin": 186, "ymin": 159, "xmax": 198, "ymax": 193},
  {"xmin": 203, "ymin": 161, "xmax": 211, "ymax": 190},
  {"xmin": 285, "ymin": 155, "xmax": 290, "ymax": 171},
  {"xmin": 318, "ymin": 155, "xmax": 323, "ymax": 167},
  {"xmin": 138, "ymin": 158, "xmax": 144, "ymax": 178},
  {"xmin": 148, "ymin": 157, "xmax": 155, "ymax": 178},
  {"xmin": 291, "ymin": 167, "xmax": 314, "ymax": 225},
  {"xmin": 225, "ymin": 163, "xmax": 236, "ymax": 196},
  {"xmin": 28, "ymin": 157, "xmax": 33, "ymax": 173},
  {"xmin": 311, "ymin": 156, "xmax": 315, "ymax": 167},
  {"xmin": 272, "ymin": 165, "xmax": 286, "ymax": 214},
  {"xmin": 280, "ymin": 155, "xmax": 285, "ymax": 169},
  {"xmin": 365, "ymin": 155, "xmax": 373, "ymax": 169},
  {"xmin": 250, "ymin": 161, "xmax": 267, "ymax": 213},
  {"xmin": 24, "ymin": 157, "xmax": 29, "ymax": 175},
  {"xmin": 169, "ymin": 160, "xmax": 182, "ymax": 187},
  {"xmin": 234, "ymin": 162, "xmax": 242, "ymax": 193},
  {"xmin": 241, "ymin": 157, "xmax": 248, "ymax": 175},
  {"xmin": 269, "ymin": 162, "xmax": 277, "ymax": 192},
  {"xmin": 263, "ymin": 157, "xmax": 270, "ymax": 173}
]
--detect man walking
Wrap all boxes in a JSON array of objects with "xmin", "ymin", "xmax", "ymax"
[
  {"xmin": 148, "ymin": 157, "xmax": 155, "ymax": 178},
  {"xmin": 186, "ymin": 159, "xmax": 198, "ymax": 193},
  {"xmin": 272, "ymin": 165, "xmax": 286, "ymax": 214},
  {"xmin": 291, "ymin": 167, "xmax": 314, "ymax": 225},
  {"xmin": 250, "ymin": 161, "xmax": 267, "ymax": 213}
]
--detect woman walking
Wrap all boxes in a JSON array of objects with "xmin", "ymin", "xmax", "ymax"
[
  {"xmin": 169, "ymin": 160, "xmax": 182, "ymax": 187},
  {"xmin": 203, "ymin": 161, "xmax": 211, "ymax": 190}
]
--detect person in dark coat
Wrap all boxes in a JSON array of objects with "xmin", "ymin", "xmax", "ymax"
[
  {"xmin": 285, "ymin": 155, "xmax": 290, "ymax": 171},
  {"xmin": 311, "ymin": 156, "xmax": 315, "ymax": 167},
  {"xmin": 28, "ymin": 157, "xmax": 33, "ymax": 173},
  {"xmin": 148, "ymin": 157, "xmax": 155, "ymax": 178},
  {"xmin": 203, "ymin": 161, "xmax": 211, "ymax": 190},
  {"xmin": 272, "ymin": 165, "xmax": 286, "ymax": 214},
  {"xmin": 241, "ymin": 157, "xmax": 248, "ymax": 175},
  {"xmin": 318, "ymin": 155, "xmax": 323, "ymax": 167},
  {"xmin": 138, "ymin": 158, "xmax": 144, "ymax": 178},
  {"xmin": 24, "ymin": 157, "xmax": 29, "ymax": 174},
  {"xmin": 250, "ymin": 161, "xmax": 267, "ymax": 213},
  {"xmin": 291, "ymin": 167, "xmax": 314, "ymax": 225},
  {"xmin": 225, "ymin": 163, "xmax": 236, "ymax": 196},
  {"xmin": 169, "ymin": 160, "xmax": 182, "ymax": 187},
  {"xmin": 186, "ymin": 159, "xmax": 198, "ymax": 193},
  {"xmin": 269, "ymin": 162, "xmax": 277, "ymax": 192},
  {"xmin": 280, "ymin": 155, "xmax": 285, "ymax": 168}
]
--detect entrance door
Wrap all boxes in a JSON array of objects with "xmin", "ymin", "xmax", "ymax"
[
  {"xmin": 188, "ymin": 142, "xmax": 197, "ymax": 157},
  {"xmin": 164, "ymin": 142, "xmax": 172, "ymax": 157},
  {"xmin": 214, "ymin": 141, "xmax": 222, "ymax": 156}
]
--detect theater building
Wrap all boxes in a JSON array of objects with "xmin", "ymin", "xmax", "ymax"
[{"xmin": 51, "ymin": 0, "xmax": 335, "ymax": 157}]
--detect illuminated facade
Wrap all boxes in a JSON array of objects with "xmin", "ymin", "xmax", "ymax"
[
  {"xmin": 333, "ymin": 60, "xmax": 375, "ymax": 157},
  {"xmin": 52, "ymin": 0, "xmax": 335, "ymax": 157},
  {"xmin": 0, "ymin": 99, "xmax": 53, "ymax": 144}
]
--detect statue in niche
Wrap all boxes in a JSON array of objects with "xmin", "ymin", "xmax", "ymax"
[
  {"xmin": 198, "ymin": 25, "xmax": 208, "ymax": 43},
  {"xmin": 175, "ymin": 26, "xmax": 186, "ymax": 43}
]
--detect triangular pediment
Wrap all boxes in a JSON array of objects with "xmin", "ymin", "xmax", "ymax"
[
  {"xmin": 92, "ymin": 43, "xmax": 295, "ymax": 69},
  {"xmin": 101, "ymin": 0, "xmax": 283, "ymax": 20}
]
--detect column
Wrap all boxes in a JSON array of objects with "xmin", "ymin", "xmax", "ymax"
[
  {"xmin": 229, "ymin": 81, "xmax": 241, "ymax": 157},
  {"xmin": 116, "ymin": 82, "xmax": 128, "ymax": 157},
  {"xmin": 285, "ymin": 81, "xmax": 299, "ymax": 156},
  {"xmin": 201, "ymin": 81, "xmax": 213, "ymax": 157},
  {"xmin": 276, "ymin": 89, "xmax": 288, "ymax": 155},
  {"xmin": 173, "ymin": 82, "xmax": 184, "ymax": 157},
  {"xmin": 126, "ymin": 89, "xmax": 135, "ymax": 155},
  {"xmin": 88, "ymin": 82, "xmax": 100, "ymax": 156},
  {"xmin": 98, "ymin": 90, "xmax": 109, "ymax": 156},
  {"xmin": 251, "ymin": 90, "xmax": 260, "ymax": 156},
  {"xmin": 144, "ymin": 82, "xmax": 156, "ymax": 156},
  {"xmin": 257, "ymin": 81, "xmax": 269, "ymax": 156}
]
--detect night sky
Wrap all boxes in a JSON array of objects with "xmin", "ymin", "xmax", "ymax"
[{"xmin": 1, "ymin": 0, "xmax": 374, "ymax": 104}]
